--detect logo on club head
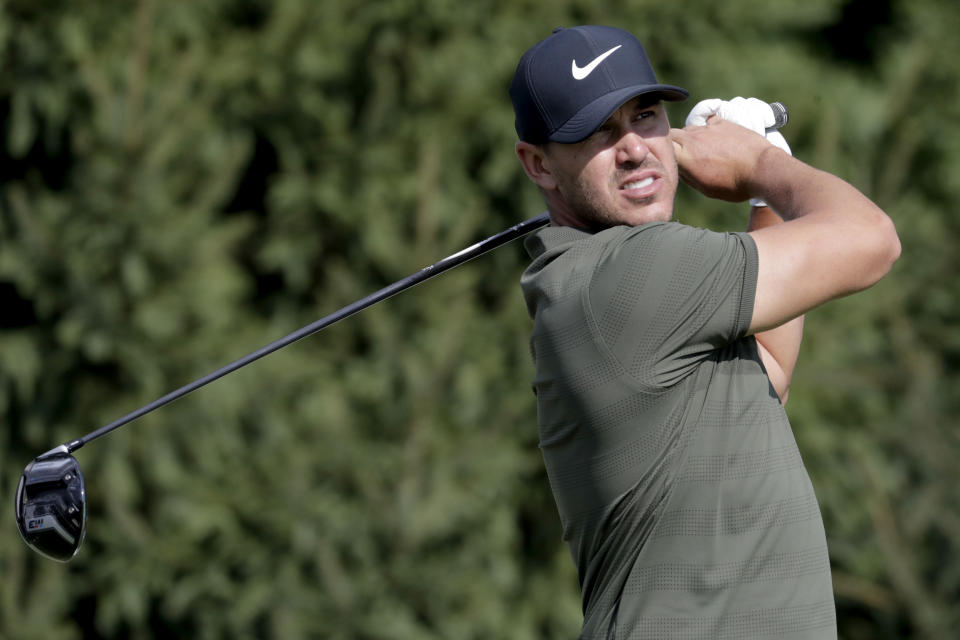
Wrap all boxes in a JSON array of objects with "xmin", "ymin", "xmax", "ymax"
[{"xmin": 28, "ymin": 518, "xmax": 44, "ymax": 530}]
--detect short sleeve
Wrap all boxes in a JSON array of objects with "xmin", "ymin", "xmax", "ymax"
[{"xmin": 586, "ymin": 223, "xmax": 758, "ymax": 387}]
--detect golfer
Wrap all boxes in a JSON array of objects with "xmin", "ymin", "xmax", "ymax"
[{"xmin": 512, "ymin": 25, "xmax": 900, "ymax": 638}]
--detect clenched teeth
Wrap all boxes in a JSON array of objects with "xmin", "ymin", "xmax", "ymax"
[{"xmin": 622, "ymin": 177, "xmax": 654, "ymax": 190}]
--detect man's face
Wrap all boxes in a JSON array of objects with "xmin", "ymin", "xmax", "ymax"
[{"xmin": 540, "ymin": 97, "xmax": 678, "ymax": 228}]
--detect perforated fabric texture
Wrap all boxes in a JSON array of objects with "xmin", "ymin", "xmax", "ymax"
[{"xmin": 521, "ymin": 223, "xmax": 835, "ymax": 639}]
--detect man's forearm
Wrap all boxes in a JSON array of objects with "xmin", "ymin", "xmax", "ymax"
[
  {"xmin": 750, "ymin": 146, "xmax": 895, "ymax": 244},
  {"xmin": 748, "ymin": 205, "xmax": 803, "ymax": 403},
  {"xmin": 745, "ymin": 148, "xmax": 900, "ymax": 332},
  {"xmin": 671, "ymin": 119, "xmax": 900, "ymax": 333}
]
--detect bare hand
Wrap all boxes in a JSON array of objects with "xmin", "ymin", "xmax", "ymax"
[{"xmin": 669, "ymin": 118, "xmax": 777, "ymax": 202}]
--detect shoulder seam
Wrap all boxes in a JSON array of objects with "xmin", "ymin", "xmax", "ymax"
[{"xmin": 581, "ymin": 226, "xmax": 663, "ymax": 394}]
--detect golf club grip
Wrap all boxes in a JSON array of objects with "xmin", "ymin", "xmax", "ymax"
[
  {"xmin": 63, "ymin": 212, "xmax": 551, "ymax": 453},
  {"xmin": 769, "ymin": 102, "xmax": 788, "ymax": 130}
]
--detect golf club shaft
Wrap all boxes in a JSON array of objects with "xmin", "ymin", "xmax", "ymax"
[{"xmin": 50, "ymin": 213, "xmax": 550, "ymax": 457}]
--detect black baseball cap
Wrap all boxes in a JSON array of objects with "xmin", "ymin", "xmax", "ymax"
[{"xmin": 510, "ymin": 26, "xmax": 688, "ymax": 144}]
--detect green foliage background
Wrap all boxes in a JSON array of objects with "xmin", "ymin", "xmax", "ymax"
[{"xmin": 1, "ymin": 0, "xmax": 957, "ymax": 637}]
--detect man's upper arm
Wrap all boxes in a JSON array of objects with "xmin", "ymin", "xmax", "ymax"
[{"xmin": 747, "ymin": 210, "xmax": 900, "ymax": 334}]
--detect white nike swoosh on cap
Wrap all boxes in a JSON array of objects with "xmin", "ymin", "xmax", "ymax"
[{"xmin": 571, "ymin": 45, "xmax": 623, "ymax": 80}]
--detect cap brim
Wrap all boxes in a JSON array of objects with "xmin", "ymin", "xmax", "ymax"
[{"xmin": 548, "ymin": 84, "xmax": 689, "ymax": 143}]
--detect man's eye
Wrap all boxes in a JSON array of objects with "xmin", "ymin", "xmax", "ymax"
[
  {"xmin": 637, "ymin": 110, "xmax": 655, "ymax": 120},
  {"xmin": 591, "ymin": 125, "xmax": 614, "ymax": 138}
]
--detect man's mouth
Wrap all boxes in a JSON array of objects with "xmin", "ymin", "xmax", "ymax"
[
  {"xmin": 621, "ymin": 177, "xmax": 655, "ymax": 191},
  {"xmin": 618, "ymin": 173, "xmax": 660, "ymax": 200}
]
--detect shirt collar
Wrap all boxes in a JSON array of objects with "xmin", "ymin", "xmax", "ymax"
[{"xmin": 524, "ymin": 225, "xmax": 594, "ymax": 259}]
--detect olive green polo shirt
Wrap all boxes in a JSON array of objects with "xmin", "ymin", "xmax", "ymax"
[{"xmin": 521, "ymin": 221, "xmax": 835, "ymax": 639}]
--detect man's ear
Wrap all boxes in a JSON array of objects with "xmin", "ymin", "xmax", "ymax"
[{"xmin": 516, "ymin": 141, "xmax": 558, "ymax": 191}]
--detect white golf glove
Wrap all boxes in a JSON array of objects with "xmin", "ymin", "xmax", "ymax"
[{"xmin": 685, "ymin": 97, "xmax": 791, "ymax": 207}]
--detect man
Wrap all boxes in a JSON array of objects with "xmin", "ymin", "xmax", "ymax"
[{"xmin": 511, "ymin": 25, "xmax": 900, "ymax": 638}]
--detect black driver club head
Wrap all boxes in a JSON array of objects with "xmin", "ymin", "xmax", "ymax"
[{"xmin": 15, "ymin": 452, "xmax": 86, "ymax": 562}]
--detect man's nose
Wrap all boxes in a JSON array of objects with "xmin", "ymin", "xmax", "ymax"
[{"xmin": 615, "ymin": 131, "xmax": 649, "ymax": 165}]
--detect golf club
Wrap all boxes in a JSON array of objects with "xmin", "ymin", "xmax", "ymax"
[
  {"xmin": 15, "ymin": 212, "xmax": 550, "ymax": 561},
  {"xmin": 15, "ymin": 100, "xmax": 790, "ymax": 563}
]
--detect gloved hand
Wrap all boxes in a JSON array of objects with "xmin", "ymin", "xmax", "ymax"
[{"xmin": 685, "ymin": 97, "xmax": 791, "ymax": 207}]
